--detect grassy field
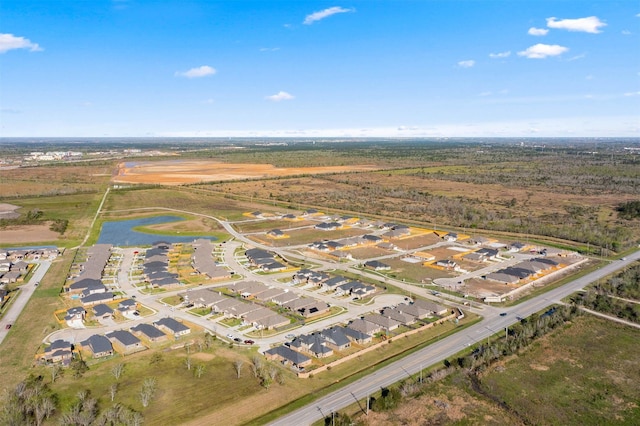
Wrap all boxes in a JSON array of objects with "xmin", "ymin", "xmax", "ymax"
[
  {"xmin": 337, "ymin": 315, "xmax": 639, "ymax": 426},
  {"xmin": 0, "ymin": 252, "xmax": 74, "ymax": 387},
  {"xmin": 480, "ymin": 315, "xmax": 640, "ymax": 425}
]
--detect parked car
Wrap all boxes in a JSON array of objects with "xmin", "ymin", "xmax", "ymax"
[
  {"xmin": 244, "ymin": 339, "xmax": 254, "ymax": 345},
  {"xmin": 226, "ymin": 334, "xmax": 234, "ymax": 339},
  {"xmin": 500, "ymin": 312, "xmax": 507, "ymax": 317},
  {"xmin": 285, "ymin": 334, "xmax": 295, "ymax": 339},
  {"xmin": 5, "ymin": 324, "xmax": 11, "ymax": 330},
  {"xmin": 233, "ymin": 337, "xmax": 242, "ymax": 343}
]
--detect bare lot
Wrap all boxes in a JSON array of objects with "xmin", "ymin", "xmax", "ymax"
[
  {"xmin": 0, "ymin": 224, "xmax": 60, "ymax": 244},
  {"xmin": 113, "ymin": 160, "xmax": 379, "ymax": 185}
]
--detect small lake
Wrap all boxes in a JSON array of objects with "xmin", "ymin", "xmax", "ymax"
[{"xmin": 97, "ymin": 215, "xmax": 216, "ymax": 246}]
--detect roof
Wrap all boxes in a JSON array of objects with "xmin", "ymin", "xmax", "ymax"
[
  {"xmin": 154, "ymin": 317, "xmax": 190, "ymax": 334},
  {"xmin": 322, "ymin": 326, "xmax": 351, "ymax": 347},
  {"xmin": 93, "ymin": 303, "xmax": 113, "ymax": 316},
  {"xmin": 131, "ymin": 323, "xmax": 166, "ymax": 339},
  {"xmin": 106, "ymin": 330, "xmax": 141, "ymax": 346},
  {"xmin": 81, "ymin": 334, "xmax": 113, "ymax": 354},
  {"xmin": 363, "ymin": 313, "xmax": 401, "ymax": 330},
  {"xmin": 265, "ymin": 345, "xmax": 311, "ymax": 365},
  {"xmin": 81, "ymin": 292, "xmax": 114, "ymax": 304}
]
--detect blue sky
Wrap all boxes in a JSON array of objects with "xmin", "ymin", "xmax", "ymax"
[{"xmin": 1, "ymin": 0, "xmax": 639, "ymax": 137}]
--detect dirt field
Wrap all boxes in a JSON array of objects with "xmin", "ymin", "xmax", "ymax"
[
  {"xmin": 0, "ymin": 224, "xmax": 59, "ymax": 244},
  {"xmin": 113, "ymin": 160, "xmax": 379, "ymax": 185}
]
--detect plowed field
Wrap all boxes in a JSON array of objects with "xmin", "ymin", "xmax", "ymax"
[{"xmin": 113, "ymin": 160, "xmax": 378, "ymax": 185}]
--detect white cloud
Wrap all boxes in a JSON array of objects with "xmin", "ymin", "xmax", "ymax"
[
  {"xmin": 585, "ymin": 74, "xmax": 594, "ymax": 80},
  {"xmin": 303, "ymin": 6, "xmax": 353, "ymax": 25},
  {"xmin": 0, "ymin": 33, "xmax": 42, "ymax": 53},
  {"xmin": 457, "ymin": 60, "xmax": 475, "ymax": 68},
  {"xmin": 546, "ymin": 16, "xmax": 606, "ymax": 33},
  {"xmin": 479, "ymin": 91, "xmax": 492, "ymax": 97},
  {"xmin": 622, "ymin": 30, "xmax": 632, "ymax": 35},
  {"xmin": 260, "ymin": 47, "xmax": 280, "ymax": 52},
  {"xmin": 566, "ymin": 53, "xmax": 586, "ymax": 61},
  {"xmin": 517, "ymin": 43, "xmax": 568, "ymax": 59},
  {"xmin": 489, "ymin": 51, "xmax": 511, "ymax": 59},
  {"xmin": 528, "ymin": 27, "xmax": 549, "ymax": 36},
  {"xmin": 624, "ymin": 91, "xmax": 640, "ymax": 97},
  {"xmin": 265, "ymin": 91, "xmax": 294, "ymax": 101},
  {"xmin": 175, "ymin": 65, "xmax": 216, "ymax": 78}
]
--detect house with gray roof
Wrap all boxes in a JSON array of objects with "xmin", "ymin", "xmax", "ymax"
[
  {"xmin": 291, "ymin": 332, "xmax": 334, "ymax": 358},
  {"xmin": 44, "ymin": 339, "xmax": 73, "ymax": 365},
  {"xmin": 264, "ymin": 345, "xmax": 312, "ymax": 368},
  {"xmin": 342, "ymin": 326, "xmax": 372, "ymax": 344},
  {"xmin": 191, "ymin": 239, "xmax": 231, "ymax": 279},
  {"xmin": 257, "ymin": 313, "xmax": 290, "ymax": 330},
  {"xmin": 283, "ymin": 298, "xmax": 317, "ymax": 311},
  {"xmin": 93, "ymin": 303, "xmax": 113, "ymax": 319},
  {"xmin": 154, "ymin": 317, "xmax": 190, "ymax": 337},
  {"xmin": 413, "ymin": 299, "xmax": 449, "ymax": 316},
  {"xmin": 65, "ymin": 307, "xmax": 86, "ymax": 328},
  {"xmin": 272, "ymin": 291, "xmax": 299, "ymax": 306},
  {"xmin": 297, "ymin": 301, "xmax": 330, "ymax": 318},
  {"xmin": 381, "ymin": 307, "xmax": 417, "ymax": 325},
  {"xmin": 347, "ymin": 318, "xmax": 382, "ymax": 335},
  {"xmin": 81, "ymin": 334, "xmax": 113, "ymax": 358},
  {"xmin": 321, "ymin": 326, "xmax": 352, "ymax": 351},
  {"xmin": 363, "ymin": 313, "xmax": 401, "ymax": 331},
  {"xmin": 81, "ymin": 291, "xmax": 114, "ymax": 306},
  {"xmin": 364, "ymin": 260, "xmax": 391, "ymax": 271},
  {"xmin": 131, "ymin": 323, "xmax": 167, "ymax": 342},
  {"xmin": 106, "ymin": 330, "xmax": 145, "ymax": 354}
]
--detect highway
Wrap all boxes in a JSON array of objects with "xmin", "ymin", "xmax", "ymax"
[{"xmin": 269, "ymin": 250, "xmax": 640, "ymax": 426}]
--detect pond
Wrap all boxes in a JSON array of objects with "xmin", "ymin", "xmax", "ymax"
[{"xmin": 97, "ymin": 215, "xmax": 216, "ymax": 246}]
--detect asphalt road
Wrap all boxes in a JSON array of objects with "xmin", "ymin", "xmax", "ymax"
[{"xmin": 269, "ymin": 250, "xmax": 640, "ymax": 426}]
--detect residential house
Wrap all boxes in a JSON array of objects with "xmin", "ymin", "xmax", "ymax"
[
  {"xmin": 64, "ymin": 307, "xmax": 86, "ymax": 328},
  {"xmin": 342, "ymin": 326, "xmax": 372, "ymax": 344},
  {"xmin": 283, "ymin": 298, "xmax": 317, "ymax": 312},
  {"xmin": 272, "ymin": 291, "xmax": 299, "ymax": 306},
  {"xmin": 257, "ymin": 313, "xmax": 290, "ymax": 330},
  {"xmin": 264, "ymin": 345, "xmax": 312, "ymax": 368},
  {"xmin": 321, "ymin": 276, "xmax": 350, "ymax": 292},
  {"xmin": 381, "ymin": 307, "xmax": 417, "ymax": 325},
  {"xmin": 297, "ymin": 301, "xmax": 330, "ymax": 318},
  {"xmin": 44, "ymin": 340, "xmax": 73, "ymax": 365},
  {"xmin": 291, "ymin": 332, "xmax": 334, "ymax": 358},
  {"xmin": 191, "ymin": 239, "xmax": 231, "ymax": 280},
  {"xmin": 435, "ymin": 259, "xmax": 457, "ymax": 270},
  {"xmin": 131, "ymin": 323, "xmax": 168, "ymax": 343},
  {"xmin": 80, "ymin": 334, "xmax": 113, "ymax": 358},
  {"xmin": 362, "ymin": 313, "xmax": 401, "ymax": 331},
  {"xmin": 364, "ymin": 260, "xmax": 391, "ymax": 271},
  {"xmin": 413, "ymin": 299, "xmax": 449, "ymax": 316},
  {"xmin": 314, "ymin": 222, "xmax": 341, "ymax": 231},
  {"xmin": 443, "ymin": 232, "xmax": 458, "ymax": 242},
  {"xmin": 347, "ymin": 318, "xmax": 382, "ymax": 335},
  {"xmin": 81, "ymin": 291, "xmax": 114, "ymax": 306},
  {"xmin": 322, "ymin": 326, "xmax": 352, "ymax": 351},
  {"xmin": 267, "ymin": 229, "xmax": 285, "ymax": 238},
  {"xmin": 106, "ymin": 330, "xmax": 145, "ymax": 354},
  {"xmin": 93, "ymin": 303, "xmax": 114, "ymax": 320},
  {"xmin": 154, "ymin": 317, "xmax": 191, "ymax": 337}
]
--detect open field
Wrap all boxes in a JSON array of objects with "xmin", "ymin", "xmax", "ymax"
[
  {"xmin": 341, "ymin": 315, "xmax": 639, "ymax": 426},
  {"xmin": 0, "ymin": 224, "xmax": 60, "ymax": 244},
  {"xmin": 0, "ymin": 163, "xmax": 113, "ymax": 197},
  {"xmin": 113, "ymin": 160, "xmax": 380, "ymax": 185}
]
